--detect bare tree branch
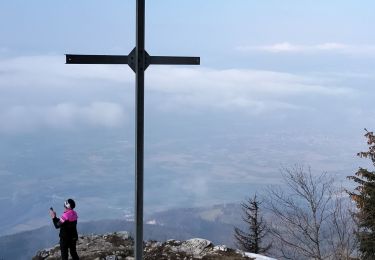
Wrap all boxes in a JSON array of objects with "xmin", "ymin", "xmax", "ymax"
[{"xmin": 266, "ymin": 165, "xmax": 357, "ymax": 260}]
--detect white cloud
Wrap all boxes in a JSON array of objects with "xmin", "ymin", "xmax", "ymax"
[
  {"xmin": 0, "ymin": 55, "xmax": 354, "ymax": 120},
  {"xmin": 236, "ymin": 42, "xmax": 375, "ymax": 55},
  {"xmin": 0, "ymin": 55, "xmax": 133, "ymax": 89},
  {"xmin": 0, "ymin": 102, "xmax": 127, "ymax": 133},
  {"xmin": 147, "ymin": 67, "xmax": 352, "ymax": 113}
]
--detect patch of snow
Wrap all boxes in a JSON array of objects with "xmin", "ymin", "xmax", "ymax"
[
  {"xmin": 213, "ymin": 245, "xmax": 228, "ymax": 252},
  {"xmin": 245, "ymin": 252, "xmax": 278, "ymax": 260},
  {"xmin": 146, "ymin": 219, "xmax": 157, "ymax": 225}
]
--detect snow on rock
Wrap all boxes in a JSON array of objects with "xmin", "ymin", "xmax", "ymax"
[
  {"xmin": 245, "ymin": 252, "xmax": 278, "ymax": 260},
  {"xmin": 145, "ymin": 219, "xmax": 157, "ymax": 225},
  {"xmin": 213, "ymin": 244, "xmax": 228, "ymax": 252}
]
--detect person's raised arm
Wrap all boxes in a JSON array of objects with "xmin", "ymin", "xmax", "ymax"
[{"xmin": 49, "ymin": 208, "xmax": 62, "ymax": 229}]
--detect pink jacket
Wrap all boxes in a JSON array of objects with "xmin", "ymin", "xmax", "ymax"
[{"xmin": 60, "ymin": 209, "xmax": 78, "ymax": 223}]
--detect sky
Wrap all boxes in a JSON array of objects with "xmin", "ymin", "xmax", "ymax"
[{"xmin": 0, "ymin": 0, "xmax": 375, "ymax": 235}]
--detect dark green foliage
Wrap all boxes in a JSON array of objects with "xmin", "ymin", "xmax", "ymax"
[
  {"xmin": 234, "ymin": 195, "xmax": 271, "ymax": 254},
  {"xmin": 348, "ymin": 129, "xmax": 375, "ymax": 259}
]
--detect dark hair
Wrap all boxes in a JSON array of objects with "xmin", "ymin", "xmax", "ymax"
[{"xmin": 67, "ymin": 198, "xmax": 76, "ymax": 209}]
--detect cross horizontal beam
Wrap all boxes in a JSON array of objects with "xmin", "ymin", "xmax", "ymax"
[
  {"xmin": 66, "ymin": 53, "xmax": 200, "ymax": 69},
  {"xmin": 66, "ymin": 54, "xmax": 128, "ymax": 64},
  {"xmin": 149, "ymin": 56, "xmax": 200, "ymax": 65}
]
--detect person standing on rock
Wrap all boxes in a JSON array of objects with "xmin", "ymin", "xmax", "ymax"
[{"xmin": 49, "ymin": 198, "xmax": 80, "ymax": 260}]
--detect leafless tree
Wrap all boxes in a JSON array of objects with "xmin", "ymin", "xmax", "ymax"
[
  {"xmin": 266, "ymin": 166, "xmax": 358, "ymax": 260},
  {"xmin": 326, "ymin": 187, "xmax": 358, "ymax": 259}
]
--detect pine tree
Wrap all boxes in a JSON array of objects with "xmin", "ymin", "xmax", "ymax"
[
  {"xmin": 347, "ymin": 129, "xmax": 375, "ymax": 259},
  {"xmin": 234, "ymin": 194, "xmax": 271, "ymax": 254}
]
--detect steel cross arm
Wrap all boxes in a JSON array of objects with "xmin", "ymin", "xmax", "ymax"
[
  {"xmin": 66, "ymin": 50, "xmax": 200, "ymax": 71},
  {"xmin": 148, "ymin": 56, "xmax": 200, "ymax": 66},
  {"xmin": 66, "ymin": 54, "xmax": 129, "ymax": 64}
]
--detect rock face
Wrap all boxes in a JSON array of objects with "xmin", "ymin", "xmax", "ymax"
[{"xmin": 33, "ymin": 232, "xmax": 255, "ymax": 260}]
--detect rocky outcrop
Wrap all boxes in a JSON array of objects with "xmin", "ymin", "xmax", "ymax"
[
  {"xmin": 33, "ymin": 231, "xmax": 256, "ymax": 260},
  {"xmin": 33, "ymin": 232, "xmax": 132, "ymax": 260}
]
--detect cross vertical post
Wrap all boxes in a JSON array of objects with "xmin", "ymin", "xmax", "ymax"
[
  {"xmin": 65, "ymin": 0, "xmax": 200, "ymax": 259},
  {"xmin": 135, "ymin": 0, "xmax": 145, "ymax": 259}
]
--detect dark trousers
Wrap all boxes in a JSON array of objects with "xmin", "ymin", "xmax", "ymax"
[{"xmin": 60, "ymin": 238, "xmax": 79, "ymax": 260}]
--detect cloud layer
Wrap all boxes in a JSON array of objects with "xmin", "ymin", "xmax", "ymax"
[
  {"xmin": 236, "ymin": 42, "xmax": 375, "ymax": 55},
  {"xmin": 0, "ymin": 102, "xmax": 127, "ymax": 133},
  {"xmin": 148, "ymin": 67, "xmax": 351, "ymax": 106},
  {"xmin": 0, "ymin": 55, "xmax": 358, "ymax": 132}
]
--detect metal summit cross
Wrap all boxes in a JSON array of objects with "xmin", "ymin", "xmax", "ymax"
[{"xmin": 65, "ymin": 1, "xmax": 200, "ymax": 260}]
